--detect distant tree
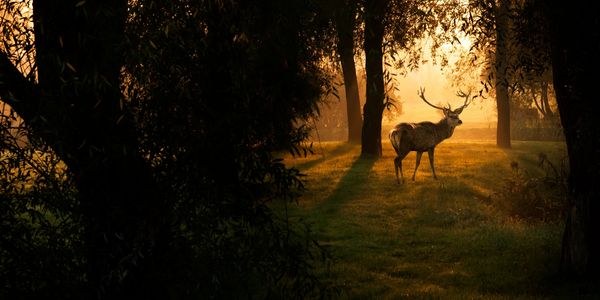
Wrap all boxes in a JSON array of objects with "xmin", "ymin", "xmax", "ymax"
[
  {"xmin": 546, "ymin": 2, "xmax": 600, "ymax": 277},
  {"xmin": 334, "ymin": 0, "xmax": 363, "ymax": 143},
  {"xmin": 532, "ymin": 77, "xmax": 555, "ymax": 121},
  {"xmin": 511, "ymin": 0, "xmax": 556, "ymax": 124},
  {"xmin": 318, "ymin": 0, "xmax": 364, "ymax": 144},
  {"xmin": 454, "ymin": 0, "xmax": 513, "ymax": 148}
]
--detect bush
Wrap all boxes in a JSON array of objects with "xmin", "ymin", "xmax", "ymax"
[{"xmin": 494, "ymin": 153, "xmax": 568, "ymax": 222}]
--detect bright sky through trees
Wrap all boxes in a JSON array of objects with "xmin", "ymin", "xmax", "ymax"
[
  {"xmin": 388, "ymin": 35, "xmax": 496, "ymax": 127},
  {"xmin": 394, "ymin": 62, "xmax": 496, "ymax": 126}
]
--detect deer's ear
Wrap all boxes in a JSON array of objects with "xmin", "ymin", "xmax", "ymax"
[{"xmin": 453, "ymin": 107, "xmax": 464, "ymax": 114}]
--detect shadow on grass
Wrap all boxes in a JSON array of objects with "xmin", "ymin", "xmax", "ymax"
[
  {"xmin": 294, "ymin": 143, "xmax": 356, "ymax": 170},
  {"xmin": 309, "ymin": 156, "xmax": 377, "ymax": 227}
]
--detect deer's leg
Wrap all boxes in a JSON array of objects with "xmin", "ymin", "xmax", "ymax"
[
  {"xmin": 412, "ymin": 151, "xmax": 423, "ymax": 181},
  {"xmin": 395, "ymin": 150, "xmax": 410, "ymax": 184},
  {"xmin": 394, "ymin": 156, "xmax": 401, "ymax": 184},
  {"xmin": 428, "ymin": 148, "xmax": 437, "ymax": 179}
]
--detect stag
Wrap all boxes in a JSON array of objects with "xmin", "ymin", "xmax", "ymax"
[{"xmin": 389, "ymin": 87, "xmax": 473, "ymax": 184}]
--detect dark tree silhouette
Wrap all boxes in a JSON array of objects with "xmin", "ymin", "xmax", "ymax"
[
  {"xmin": 361, "ymin": 0, "xmax": 387, "ymax": 157},
  {"xmin": 546, "ymin": 2, "xmax": 600, "ymax": 277},
  {"xmin": 2, "ymin": 0, "xmax": 168, "ymax": 297},
  {"xmin": 335, "ymin": 0, "xmax": 363, "ymax": 144},
  {"xmin": 0, "ymin": 0, "xmax": 334, "ymax": 298},
  {"xmin": 494, "ymin": 0, "xmax": 511, "ymax": 148}
]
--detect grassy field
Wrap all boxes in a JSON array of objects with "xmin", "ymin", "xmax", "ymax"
[{"xmin": 278, "ymin": 139, "xmax": 583, "ymax": 299}]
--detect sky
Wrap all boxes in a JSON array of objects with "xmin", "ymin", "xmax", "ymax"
[
  {"xmin": 382, "ymin": 36, "xmax": 497, "ymax": 128},
  {"xmin": 391, "ymin": 61, "xmax": 497, "ymax": 127}
]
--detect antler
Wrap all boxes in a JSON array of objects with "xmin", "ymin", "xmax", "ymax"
[
  {"xmin": 453, "ymin": 89, "xmax": 473, "ymax": 114},
  {"xmin": 417, "ymin": 87, "xmax": 446, "ymax": 111}
]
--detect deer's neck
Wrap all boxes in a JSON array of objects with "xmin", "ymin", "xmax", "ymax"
[{"xmin": 436, "ymin": 118, "xmax": 456, "ymax": 142}]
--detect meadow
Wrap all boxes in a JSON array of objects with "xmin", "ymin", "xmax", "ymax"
[{"xmin": 279, "ymin": 140, "xmax": 580, "ymax": 299}]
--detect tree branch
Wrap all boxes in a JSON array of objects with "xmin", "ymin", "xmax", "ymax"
[
  {"xmin": 0, "ymin": 51, "xmax": 41, "ymax": 123},
  {"xmin": 529, "ymin": 82, "xmax": 545, "ymax": 117}
]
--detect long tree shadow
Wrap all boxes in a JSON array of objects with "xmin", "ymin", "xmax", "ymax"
[
  {"xmin": 294, "ymin": 143, "xmax": 356, "ymax": 170},
  {"xmin": 309, "ymin": 156, "xmax": 377, "ymax": 228}
]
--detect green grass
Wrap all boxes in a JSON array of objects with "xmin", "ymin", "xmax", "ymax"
[{"xmin": 278, "ymin": 140, "xmax": 581, "ymax": 299}]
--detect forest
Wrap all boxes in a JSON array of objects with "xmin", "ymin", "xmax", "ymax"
[{"xmin": 0, "ymin": 0, "xmax": 598, "ymax": 299}]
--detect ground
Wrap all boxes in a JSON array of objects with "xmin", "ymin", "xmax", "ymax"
[{"xmin": 277, "ymin": 140, "xmax": 585, "ymax": 299}]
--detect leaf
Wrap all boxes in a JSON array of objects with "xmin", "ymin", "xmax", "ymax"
[
  {"xmin": 75, "ymin": 0, "xmax": 85, "ymax": 7},
  {"xmin": 65, "ymin": 62, "xmax": 77, "ymax": 72}
]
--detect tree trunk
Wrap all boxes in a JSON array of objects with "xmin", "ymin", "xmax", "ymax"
[
  {"xmin": 361, "ymin": 0, "xmax": 386, "ymax": 157},
  {"xmin": 540, "ymin": 80, "xmax": 553, "ymax": 119},
  {"xmin": 495, "ymin": 0, "xmax": 511, "ymax": 148},
  {"xmin": 335, "ymin": 1, "xmax": 362, "ymax": 144},
  {"xmin": 547, "ymin": 2, "xmax": 600, "ymax": 277},
  {"xmin": 30, "ymin": 0, "xmax": 168, "ymax": 297}
]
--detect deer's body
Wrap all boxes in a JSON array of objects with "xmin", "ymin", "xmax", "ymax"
[
  {"xmin": 390, "ymin": 88, "xmax": 472, "ymax": 184},
  {"xmin": 391, "ymin": 120, "xmax": 455, "ymax": 152}
]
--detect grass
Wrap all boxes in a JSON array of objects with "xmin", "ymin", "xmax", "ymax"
[{"xmin": 277, "ymin": 139, "xmax": 584, "ymax": 299}]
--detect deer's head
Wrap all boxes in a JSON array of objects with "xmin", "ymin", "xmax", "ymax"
[{"xmin": 417, "ymin": 87, "xmax": 473, "ymax": 128}]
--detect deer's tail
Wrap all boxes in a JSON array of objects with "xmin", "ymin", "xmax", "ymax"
[{"xmin": 389, "ymin": 128, "xmax": 403, "ymax": 154}]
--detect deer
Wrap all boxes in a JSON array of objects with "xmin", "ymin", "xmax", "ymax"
[{"xmin": 389, "ymin": 87, "xmax": 473, "ymax": 184}]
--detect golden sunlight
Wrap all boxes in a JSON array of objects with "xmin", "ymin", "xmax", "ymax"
[{"xmin": 389, "ymin": 36, "xmax": 495, "ymax": 128}]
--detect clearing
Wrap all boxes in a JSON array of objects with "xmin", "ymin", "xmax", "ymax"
[{"xmin": 280, "ymin": 140, "xmax": 579, "ymax": 299}]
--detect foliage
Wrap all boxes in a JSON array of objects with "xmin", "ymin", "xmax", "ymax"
[
  {"xmin": 451, "ymin": 0, "xmax": 556, "ymax": 117},
  {"xmin": 0, "ymin": 105, "xmax": 83, "ymax": 298},
  {"xmin": 0, "ymin": 1, "xmax": 83, "ymax": 297},
  {"xmin": 1, "ymin": 0, "xmax": 337, "ymax": 298},
  {"xmin": 385, "ymin": 0, "xmax": 463, "ymax": 70},
  {"xmin": 494, "ymin": 154, "xmax": 568, "ymax": 222},
  {"xmin": 0, "ymin": 0, "xmax": 35, "ymax": 77},
  {"xmin": 123, "ymin": 0, "xmax": 336, "ymax": 297}
]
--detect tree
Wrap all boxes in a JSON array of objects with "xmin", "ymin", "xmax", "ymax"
[
  {"xmin": 316, "ymin": 0, "xmax": 363, "ymax": 143},
  {"xmin": 454, "ymin": 0, "xmax": 513, "ymax": 148},
  {"xmin": 546, "ymin": 2, "xmax": 600, "ymax": 277},
  {"xmin": 126, "ymin": 1, "xmax": 335, "ymax": 295},
  {"xmin": 1, "ymin": 0, "xmax": 334, "ymax": 297},
  {"xmin": 2, "ymin": 0, "xmax": 168, "ymax": 297},
  {"xmin": 334, "ymin": 0, "xmax": 363, "ymax": 143},
  {"xmin": 361, "ymin": 0, "xmax": 388, "ymax": 157},
  {"xmin": 508, "ymin": 0, "xmax": 559, "ymax": 140},
  {"xmin": 494, "ymin": 0, "xmax": 511, "ymax": 148},
  {"xmin": 360, "ymin": 0, "xmax": 459, "ymax": 157}
]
